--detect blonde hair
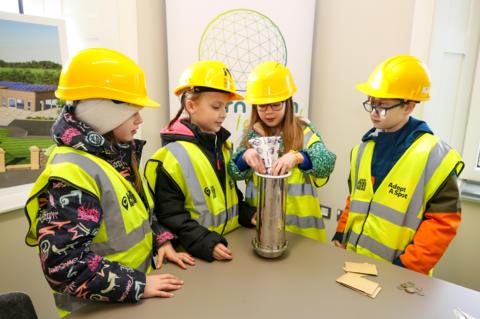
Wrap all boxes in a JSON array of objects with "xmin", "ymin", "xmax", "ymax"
[{"xmin": 242, "ymin": 97, "xmax": 304, "ymax": 152}]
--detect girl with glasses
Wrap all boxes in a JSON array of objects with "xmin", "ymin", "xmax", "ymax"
[{"xmin": 227, "ymin": 61, "xmax": 336, "ymax": 242}]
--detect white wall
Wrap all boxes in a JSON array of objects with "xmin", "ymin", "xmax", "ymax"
[
  {"xmin": 1, "ymin": 2, "xmax": 479, "ymax": 318},
  {"xmin": 135, "ymin": 0, "xmax": 170, "ymax": 162},
  {"xmin": 60, "ymin": 0, "xmax": 169, "ymax": 162},
  {"xmin": 309, "ymin": 0, "xmax": 480, "ymax": 291},
  {"xmin": 310, "ymin": 0, "xmax": 416, "ymax": 237}
]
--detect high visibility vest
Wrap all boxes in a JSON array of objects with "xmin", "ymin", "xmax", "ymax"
[
  {"xmin": 245, "ymin": 126, "xmax": 329, "ymax": 242},
  {"xmin": 25, "ymin": 146, "xmax": 154, "ymax": 317},
  {"xmin": 145, "ymin": 141, "xmax": 239, "ymax": 235},
  {"xmin": 343, "ymin": 133, "xmax": 463, "ymax": 267}
]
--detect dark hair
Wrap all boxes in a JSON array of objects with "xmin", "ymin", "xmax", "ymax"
[{"xmin": 103, "ymin": 131, "xmax": 144, "ymax": 195}]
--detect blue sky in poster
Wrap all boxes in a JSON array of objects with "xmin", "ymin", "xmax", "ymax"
[{"xmin": 0, "ymin": 19, "xmax": 61, "ymax": 64}]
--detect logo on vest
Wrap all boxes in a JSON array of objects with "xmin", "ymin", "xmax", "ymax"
[
  {"xmin": 204, "ymin": 186, "xmax": 217, "ymax": 198},
  {"xmin": 388, "ymin": 182, "xmax": 408, "ymax": 199},
  {"xmin": 121, "ymin": 190, "xmax": 137, "ymax": 210},
  {"xmin": 357, "ymin": 178, "xmax": 366, "ymax": 191}
]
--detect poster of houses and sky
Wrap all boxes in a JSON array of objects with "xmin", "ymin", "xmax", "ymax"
[{"xmin": 0, "ymin": 12, "xmax": 66, "ymax": 187}]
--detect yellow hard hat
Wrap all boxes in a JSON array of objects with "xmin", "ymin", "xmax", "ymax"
[
  {"xmin": 55, "ymin": 48, "xmax": 160, "ymax": 107},
  {"xmin": 174, "ymin": 60, "xmax": 243, "ymax": 101},
  {"xmin": 356, "ymin": 55, "xmax": 431, "ymax": 101},
  {"xmin": 245, "ymin": 61, "xmax": 297, "ymax": 105}
]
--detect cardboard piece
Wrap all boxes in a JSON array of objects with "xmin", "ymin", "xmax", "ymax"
[
  {"xmin": 336, "ymin": 272, "xmax": 382, "ymax": 298},
  {"xmin": 343, "ymin": 262, "xmax": 378, "ymax": 276}
]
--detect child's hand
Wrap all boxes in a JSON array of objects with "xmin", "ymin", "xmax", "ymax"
[
  {"xmin": 333, "ymin": 240, "xmax": 344, "ymax": 249},
  {"xmin": 251, "ymin": 212, "xmax": 257, "ymax": 226},
  {"xmin": 272, "ymin": 152, "xmax": 302, "ymax": 175},
  {"xmin": 143, "ymin": 273, "xmax": 184, "ymax": 298},
  {"xmin": 243, "ymin": 148, "xmax": 266, "ymax": 174},
  {"xmin": 212, "ymin": 243, "xmax": 233, "ymax": 261},
  {"xmin": 156, "ymin": 241, "xmax": 196, "ymax": 270}
]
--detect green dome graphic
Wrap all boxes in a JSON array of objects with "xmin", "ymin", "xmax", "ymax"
[{"xmin": 198, "ymin": 9, "xmax": 287, "ymax": 92}]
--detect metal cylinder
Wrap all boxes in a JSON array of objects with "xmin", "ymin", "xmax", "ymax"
[{"xmin": 252, "ymin": 171, "xmax": 290, "ymax": 258}]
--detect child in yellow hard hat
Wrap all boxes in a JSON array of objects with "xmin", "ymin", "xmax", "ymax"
[
  {"xmin": 228, "ymin": 61, "xmax": 336, "ymax": 243},
  {"xmin": 333, "ymin": 55, "xmax": 464, "ymax": 275},
  {"xmin": 144, "ymin": 60, "xmax": 255, "ymax": 262},
  {"xmin": 25, "ymin": 48, "xmax": 188, "ymax": 317}
]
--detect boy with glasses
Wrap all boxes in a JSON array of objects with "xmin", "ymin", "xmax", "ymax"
[{"xmin": 333, "ymin": 55, "xmax": 464, "ymax": 275}]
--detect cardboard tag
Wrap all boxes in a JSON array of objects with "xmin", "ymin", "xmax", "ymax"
[
  {"xmin": 343, "ymin": 262, "xmax": 378, "ymax": 276},
  {"xmin": 336, "ymin": 272, "xmax": 382, "ymax": 298}
]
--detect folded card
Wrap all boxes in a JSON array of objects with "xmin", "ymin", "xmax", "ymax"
[
  {"xmin": 343, "ymin": 262, "xmax": 378, "ymax": 276},
  {"xmin": 336, "ymin": 272, "xmax": 382, "ymax": 298}
]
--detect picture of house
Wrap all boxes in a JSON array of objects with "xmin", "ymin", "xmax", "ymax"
[
  {"xmin": 0, "ymin": 14, "xmax": 66, "ymax": 187},
  {"xmin": 0, "ymin": 81, "xmax": 58, "ymax": 111}
]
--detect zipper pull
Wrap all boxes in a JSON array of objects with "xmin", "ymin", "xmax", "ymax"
[{"xmin": 216, "ymin": 159, "xmax": 221, "ymax": 170}]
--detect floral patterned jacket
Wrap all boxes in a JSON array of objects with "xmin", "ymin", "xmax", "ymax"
[{"xmin": 34, "ymin": 104, "xmax": 173, "ymax": 303}]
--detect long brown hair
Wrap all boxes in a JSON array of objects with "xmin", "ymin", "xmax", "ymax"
[{"xmin": 242, "ymin": 97, "xmax": 304, "ymax": 152}]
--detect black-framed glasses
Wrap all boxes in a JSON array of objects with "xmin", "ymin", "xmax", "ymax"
[
  {"xmin": 256, "ymin": 102, "xmax": 284, "ymax": 112},
  {"xmin": 363, "ymin": 100, "xmax": 405, "ymax": 117}
]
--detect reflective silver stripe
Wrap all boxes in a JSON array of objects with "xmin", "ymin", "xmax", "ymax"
[
  {"xmin": 165, "ymin": 143, "xmax": 210, "ymax": 216},
  {"xmin": 90, "ymin": 220, "xmax": 152, "ymax": 256},
  {"xmin": 288, "ymin": 183, "xmax": 317, "ymax": 197},
  {"xmin": 166, "ymin": 142, "xmax": 237, "ymax": 229},
  {"xmin": 348, "ymin": 231, "xmax": 403, "ymax": 261},
  {"xmin": 397, "ymin": 138, "xmax": 449, "ymax": 223},
  {"xmin": 401, "ymin": 169, "xmax": 425, "ymax": 229},
  {"xmin": 349, "ymin": 200, "xmax": 370, "ymax": 214},
  {"xmin": 197, "ymin": 204, "xmax": 239, "ymax": 229},
  {"xmin": 303, "ymin": 129, "xmax": 314, "ymax": 148},
  {"xmin": 367, "ymin": 139, "xmax": 449, "ymax": 231},
  {"xmin": 370, "ymin": 201, "xmax": 421, "ymax": 231},
  {"xmin": 249, "ymin": 179, "xmax": 317, "ymax": 198},
  {"xmin": 54, "ymin": 293, "xmax": 91, "ymax": 312},
  {"xmin": 354, "ymin": 142, "xmax": 367, "ymax": 191},
  {"xmin": 425, "ymin": 139, "xmax": 451, "ymax": 183},
  {"xmin": 348, "ymin": 137, "xmax": 451, "ymax": 259},
  {"xmin": 286, "ymin": 214, "xmax": 325, "ymax": 229},
  {"xmin": 136, "ymin": 251, "xmax": 153, "ymax": 273},
  {"xmin": 51, "ymin": 153, "xmax": 152, "ymax": 256},
  {"xmin": 246, "ymin": 180, "xmax": 256, "ymax": 201}
]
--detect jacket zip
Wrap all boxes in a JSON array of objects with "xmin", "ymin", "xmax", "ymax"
[{"xmin": 214, "ymin": 134, "xmax": 229, "ymax": 236}]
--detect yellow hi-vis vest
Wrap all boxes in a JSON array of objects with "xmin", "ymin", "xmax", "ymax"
[
  {"xmin": 343, "ymin": 133, "xmax": 464, "ymax": 265},
  {"xmin": 25, "ymin": 146, "xmax": 154, "ymax": 317},
  {"xmin": 245, "ymin": 126, "xmax": 329, "ymax": 242},
  {"xmin": 145, "ymin": 141, "xmax": 239, "ymax": 235}
]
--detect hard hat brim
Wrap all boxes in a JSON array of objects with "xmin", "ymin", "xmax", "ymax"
[
  {"xmin": 356, "ymin": 82, "xmax": 430, "ymax": 101},
  {"xmin": 174, "ymin": 84, "xmax": 244, "ymax": 101},
  {"xmin": 55, "ymin": 87, "xmax": 161, "ymax": 108}
]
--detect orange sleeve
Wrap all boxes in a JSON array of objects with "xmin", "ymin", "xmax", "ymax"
[
  {"xmin": 399, "ymin": 173, "xmax": 461, "ymax": 274},
  {"xmin": 400, "ymin": 212, "xmax": 460, "ymax": 274},
  {"xmin": 336, "ymin": 195, "xmax": 351, "ymax": 233}
]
